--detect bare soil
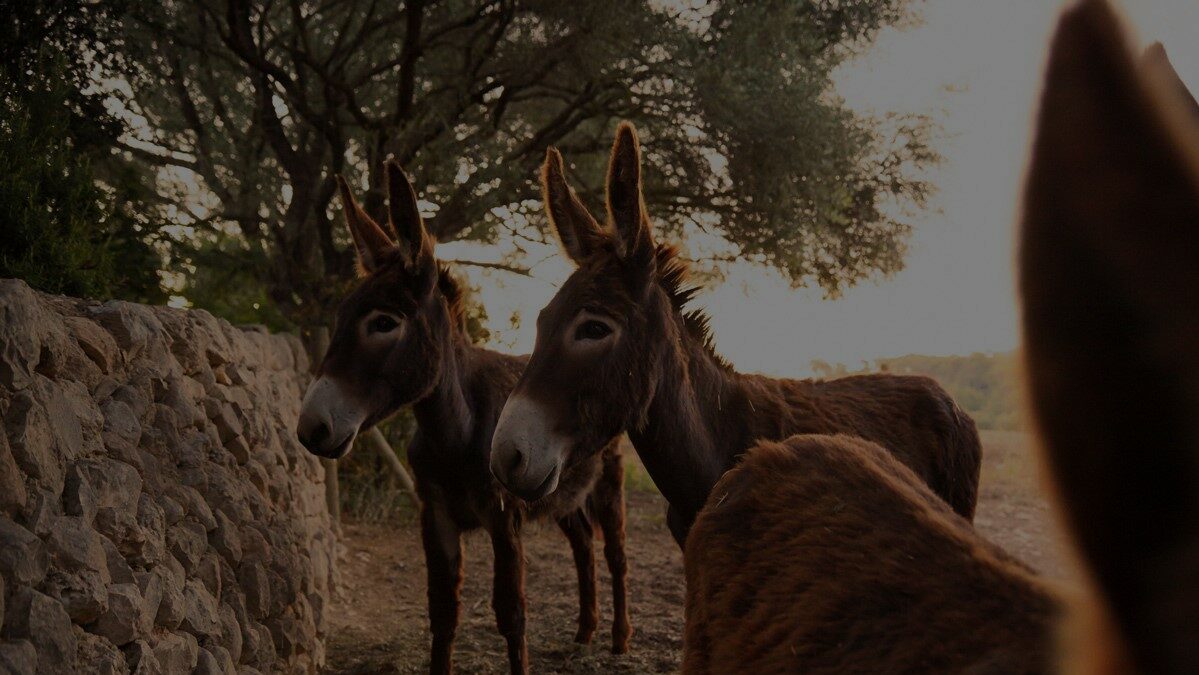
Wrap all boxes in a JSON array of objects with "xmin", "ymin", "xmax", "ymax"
[{"xmin": 324, "ymin": 430, "xmax": 1066, "ymax": 674}]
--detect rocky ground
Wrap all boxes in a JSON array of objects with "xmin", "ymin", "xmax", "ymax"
[{"xmin": 325, "ymin": 430, "xmax": 1067, "ymax": 674}]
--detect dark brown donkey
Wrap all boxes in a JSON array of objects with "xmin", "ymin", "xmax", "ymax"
[
  {"xmin": 295, "ymin": 163, "xmax": 631, "ymax": 674},
  {"xmin": 685, "ymin": 1, "xmax": 1199, "ymax": 672},
  {"xmin": 489, "ymin": 123, "xmax": 982, "ymax": 545}
]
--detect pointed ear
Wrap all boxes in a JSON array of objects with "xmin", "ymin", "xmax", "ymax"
[
  {"xmin": 542, "ymin": 147, "xmax": 605, "ymax": 264},
  {"xmin": 1141, "ymin": 42, "xmax": 1199, "ymax": 121},
  {"xmin": 1019, "ymin": 1, "xmax": 1199, "ymax": 671},
  {"xmin": 336, "ymin": 175, "xmax": 396, "ymax": 274},
  {"xmin": 606, "ymin": 122, "xmax": 655, "ymax": 265},
  {"xmin": 385, "ymin": 160, "xmax": 435, "ymax": 268}
]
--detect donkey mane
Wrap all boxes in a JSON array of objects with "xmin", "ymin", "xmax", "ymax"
[
  {"xmin": 653, "ymin": 243, "xmax": 732, "ymax": 372},
  {"xmin": 359, "ymin": 245, "xmax": 472, "ymax": 337},
  {"xmin": 435, "ymin": 263, "xmax": 471, "ymax": 337}
]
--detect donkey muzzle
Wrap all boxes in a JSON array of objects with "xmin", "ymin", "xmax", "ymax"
[{"xmin": 490, "ymin": 394, "xmax": 568, "ymax": 501}]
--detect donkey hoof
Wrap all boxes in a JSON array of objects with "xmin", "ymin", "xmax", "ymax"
[
  {"xmin": 611, "ymin": 627, "xmax": 632, "ymax": 654},
  {"xmin": 574, "ymin": 627, "xmax": 596, "ymax": 645}
]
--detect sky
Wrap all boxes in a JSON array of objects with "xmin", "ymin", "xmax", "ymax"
[{"xmin": 439, "ymin": 0, "xmax": 1199, "ymax": 377}]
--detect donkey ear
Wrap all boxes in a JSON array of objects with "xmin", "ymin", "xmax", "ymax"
[
  {"xmin": 542, "ymin": 147, "xmax": 605, "ymax": 264},
  {"xmin": 606, "ymin": 122, "xmax": 655, "ymax": 266},
  {"xmin": 385, "ymin": 160, "xmax": 435, "ymax": 268},
  {"xmin": 1019, "ymin": 1, "xmax": 1199, "ymax": 671},
  {"xmin": 336, "ymin": 175, "xmax": 396, "ymax": 274},
  {"xmin": 1141, "ymin": 42, "xmax": 1199, "ymax": 121}
]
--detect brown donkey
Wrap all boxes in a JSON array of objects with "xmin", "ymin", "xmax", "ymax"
[
  {"xmin": 295, "ymin": 163, "xmax": 631, "ymax": 674},
  {"xmin": 490, "ymin": 123, "xmax": 982, "ymax": 545},
  {"xmin": 684, "ymin": 1, "xmax": 1199, "ymax": 672}
]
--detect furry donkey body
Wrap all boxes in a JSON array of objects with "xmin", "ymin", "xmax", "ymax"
[
  {"xmin": 490, "ymin": 124, "xmax": 981, "ymax": 545},
  {"xmin": 296, "ymin": 164, "xmax": 630, "ymax": 674},
  {"xmin": 685, "ymin": 434, "xmax": 1059, "ymax": 674},
  {"xmin": 685, "ymin": 1, "xmax": 1199, "ymax": 672}
]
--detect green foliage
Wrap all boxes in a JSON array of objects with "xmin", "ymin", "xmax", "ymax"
[
  {"xmin": 0, "ymin": 1, "xmax": 165, "ymax": 302},
  {"xmin": 336, "ymin": 413, "xmax": 420, "ymax": 524},
  {"xmin": 812, "ymin": 352, "xmax": 1023, "ymax": 430},
  {"xmin": 113, "ymin": 0, "xmax": 934, "ymax": 328}
]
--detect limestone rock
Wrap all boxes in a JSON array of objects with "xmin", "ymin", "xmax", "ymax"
[
  {"xmin": 75, "ymin": 629, "xmax": 127, "ymax": 675},
  {"xmin": 0, "ymin": 434, "xmax": 26, "ymax": 515},
  {"xmin": 1, "ymin": 588, "xmax": 77, "ymax": 674},
  {"xmin": 123, "ymin": 640, "xmax": 160, "ymax": 675},
  {"xmin": 179, "ymin": 580, "xmax": 221, "ymax": 639},
  {"xmin": 151, "ymin": 631, "xmax": 198, "ymax": 673},
  {"xmin": 0, "ymin": 640, "xmax": 37, "ymax": 675},
  {"xmin": 4, "ymin": 392, "xmax": 61, "ymax": 489},
  {"xmin": 90, "ymin": 583, "xmax": 146, "ymax": 647},
  {"xmin": 43, "ymin": 569, "xmax": 109, "ymax": 624},
  {"xmin": 63, "ymin": 317, "xmax": 118, "ymax": 375},
  {"xmin": 168, "ymin": 521, "xmax": 207, "ymax": 573},
  {"xmin": 0, "ymin": 518, "xmax": 48, "ymax": 587},
  {"xmin": 1, "ymin": 284, "xmax": 336, "ymax": 672}
]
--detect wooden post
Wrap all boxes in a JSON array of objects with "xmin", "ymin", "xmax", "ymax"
[
  {"xmin": 363, "ymin": 427, "xmax": 419, "ymax": 504},
  {"xmin": 309, "ymin": 327, "xmax": 340, "ymax": 528}
]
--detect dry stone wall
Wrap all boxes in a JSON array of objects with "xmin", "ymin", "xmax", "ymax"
[{"xmin": 0, "ymin": 279, "xmax": 337, "ymax": 674}]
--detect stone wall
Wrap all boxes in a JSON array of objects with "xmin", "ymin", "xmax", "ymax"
[{"xmin": 0, "ymin": 280, "xmax": 337, "ymax": 674}]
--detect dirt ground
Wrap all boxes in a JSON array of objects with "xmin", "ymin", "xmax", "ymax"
[{"xmin": 324, "ymin": 430, "xmax": 1068, "ymax": 674}]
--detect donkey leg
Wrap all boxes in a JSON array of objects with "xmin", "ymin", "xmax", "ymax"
[
  {"xmin": 596, "ymin": 452, "xmax": 632, "ymax": 654},
  {"xmin": 488, "ymin": 512, "xmax": 529, "ymax": 674},
  {"xmin": 558, "ymin": 508, "xmax": 599, "ymax": 644},
  {"xmin": 420, "ymin": 498, "xmax": 464, "ymax": 675}
]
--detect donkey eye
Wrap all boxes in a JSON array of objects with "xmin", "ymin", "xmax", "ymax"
[
  {"xmin": 574, "ymin": 320, "xmax": 613, "ymax": 341},
  {"xmin": 369, "ymin": 314, "xmax": 399, "ymax": 334}
]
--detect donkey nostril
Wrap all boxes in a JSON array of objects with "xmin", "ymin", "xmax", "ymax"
[
  {"xmin": 301, "ymin": 420, "xmax": 331, "ymax": 449},
  {"xmin": 506, "ymin": 446, "xmax": 527, "ymax": 476}
]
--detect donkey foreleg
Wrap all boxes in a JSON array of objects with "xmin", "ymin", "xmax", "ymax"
[
  {"xmin": 596, "ymin": 454, "xmax": 632, "ymax": 654},
  {"xmin": 420, "ymin": 498, "xmax": 464, "ymax": 675},
  {"xmin": 558, "ymin": 509, "xmax": 599, "ymax": 644},
  {"xmin": 488, "ymin": 513, "xmax": 529, "ymax": 674}
]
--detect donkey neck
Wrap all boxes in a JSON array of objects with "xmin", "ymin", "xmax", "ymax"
[
  {"xmin": 411, "ymin": 328, "xmax": 477, "ymax": 450},
  {"xmin": 627, "ymin": 314, "xmax": 746, "ymax": 523}
]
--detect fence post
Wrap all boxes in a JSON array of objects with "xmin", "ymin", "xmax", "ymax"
[{"xmin": 363, "ymin": 427, "xmax": 419, "ymax": 504}]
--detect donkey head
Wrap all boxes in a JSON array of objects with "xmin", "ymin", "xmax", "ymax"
[
  {"xmin": 296, "ymin": 162, "xmax": 451, "ymax": 459},
  {"xmin": 491, "ymin": 123, "xmax": 676, "ymax": 499},
  {"xmin": 1020, "ymin": 0, "xmax": 1199, "ymax": 671}
]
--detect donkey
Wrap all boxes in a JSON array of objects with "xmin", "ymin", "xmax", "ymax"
[
  {"xmin": 684, "ymin": 1, "xmax": 1199, "ymax": 672},
  {"xmin": 295, "ymin": 162, "xmax": 631, "ymax": 674},
  {"xmin": 489, "ymin": 123, "xmax": 982, "ymax": 546}
]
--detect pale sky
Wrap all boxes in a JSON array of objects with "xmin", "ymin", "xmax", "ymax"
[{"xmin": 441, "ymin": 0, "xmax": 1199, "ymax": 377}]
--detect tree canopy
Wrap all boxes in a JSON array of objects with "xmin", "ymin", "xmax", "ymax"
[
  {"xmin": 0, "ymin": 0, "xmax": 165, "ymax": 302},
  {"xmin": 107, "ymin": 0, "xmax": 932, "ymax": 330}
]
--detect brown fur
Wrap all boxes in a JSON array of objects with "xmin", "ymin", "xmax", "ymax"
[
  {"xmin": 684, "ymin": 1, "xmax": 1199, "ymax": 673},
  {"xmin": 308, "ymin": 164, "xmax": 631, "ymax": 673},
  {"xmin": 684, "ymin": 435, "xmax": 1059, "ymax": 674},
  {"xmin": 497, "ymin": 125, "xmax": 981, "ymax": 546}
]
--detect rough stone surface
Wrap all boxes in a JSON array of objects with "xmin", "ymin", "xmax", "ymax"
[
  {"xmin": 0, "ymin": 279, "xmax": 335, "ymax": 673},
  {"xmin": 90, "ymin": 583, "xmax": 145, "ymax": 646},
  {"xmin": 76, "ymin": 629, "xmax": 128, "ymax": 675},
  {"xmin": 0, "ymin": 434, "xmax": 26, "ymax": 515},
  {"xmin": 0, "ymin": 640, "xmax": 38, "ymax": 674},
  {"xmin": 2, "ymin": 587, "xmax": 77, "ymax": 674},
  {"xmin": 0, "ymin": 518, "xmax": 48, "ymax": 587}
]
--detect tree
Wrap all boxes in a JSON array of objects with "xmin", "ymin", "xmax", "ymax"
[
  {"xmin": 0, "ymin": 0, "xmax": 166, "ymax": 302},
  {"xmin": 116, "ymin": 0, "xmax": 933, "ymax": 331}
]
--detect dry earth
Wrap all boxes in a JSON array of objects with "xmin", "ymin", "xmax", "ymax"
[{"xmin": 325, "ymin": 430, "xmax": 1067, "ymax": 674}]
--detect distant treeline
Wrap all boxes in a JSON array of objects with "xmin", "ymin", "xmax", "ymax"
[{"xmin": 810, "ymin": 353, "xmax": 1023, "ymax": 430}]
